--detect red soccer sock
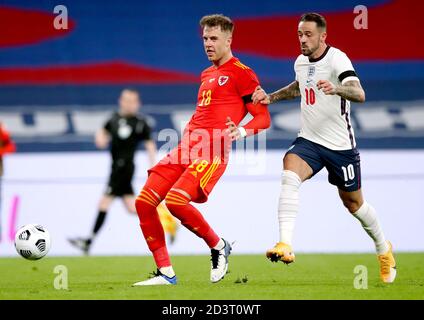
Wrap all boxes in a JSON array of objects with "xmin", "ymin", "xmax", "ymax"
[
  {"xmin": 165, "ymin": 190, "xmax": 220, "ymax": 248},
  {"xmin": 135, "ymin": 188, "xmax": 171, "ymax": 268}
]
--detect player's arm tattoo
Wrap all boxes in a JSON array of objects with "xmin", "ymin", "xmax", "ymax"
[
  {"xmin": 269, "ymin": 81, "xmax": 300, "ymax": 104},
  {"xmin": 336, "ymin": 80, "xmax": 365, "ymax": 103}
]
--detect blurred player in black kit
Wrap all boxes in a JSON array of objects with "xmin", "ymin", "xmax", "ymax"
[{"xmin": 69, "ymin": 88, "xmax": 178, "ymax": 254}]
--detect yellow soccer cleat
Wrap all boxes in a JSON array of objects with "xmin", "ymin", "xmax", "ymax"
[
  {"xmin": 378, "ymin": 241, "xmax": 397, "ymax": 283},
  {"xmin": 266, "ymin": 242, "xmax": 295, "ymax": 264}
]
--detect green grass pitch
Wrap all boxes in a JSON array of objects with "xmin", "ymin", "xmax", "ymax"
[{"xmin": 1, "ymin": 253, "xmax": 423, "ymax": 300}]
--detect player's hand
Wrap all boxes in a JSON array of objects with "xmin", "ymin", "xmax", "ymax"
[
  {"xmin": 95, "ymin": 129, "xmax": 110, "ymax": 149},
  {"xmin": 317, "ymin": 80, "xmax": 337, "ymax": 95},
  {"xmin": 252, "ymin": 85, "xmax": 271, "ymax": 105},
  {"xmin": 225, "ymin": 117, "xmax": 241, "ymax": 141}
]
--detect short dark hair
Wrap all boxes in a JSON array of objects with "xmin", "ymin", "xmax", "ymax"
[
  {"xmin": 199, "ymin": 14, "xmax": 234, "ymax": 33},
  {"xmin": 299, "ymin": 13, "xmax": 327, "ymax": 31},
  {"xmin": 121, "ymin": 88, "xmax": 140, "ymax": 97},
  {"xmin": 121, "ymin": 88, "xmax": 141, "ymax": 101}
]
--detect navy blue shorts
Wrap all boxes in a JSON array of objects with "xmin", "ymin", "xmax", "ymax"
[{"xmin": 286, "ymin": 137, "xmax": 361, "ymax": 192}]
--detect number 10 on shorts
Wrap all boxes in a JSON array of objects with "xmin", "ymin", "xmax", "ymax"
[{"xmin": 341, "ymin": 164, "xmax": 355, "ymax": 181}]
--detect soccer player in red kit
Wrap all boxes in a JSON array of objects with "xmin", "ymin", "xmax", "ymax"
[
  {"xmin": 0, "ymin": 122, "xmax": 16, "ymax": 239},
  {"xmin": 133, "ymin": 14, "xmax": 271, "ymax": 286},
  {"xmin": 0, "ymin": 123, "xmax": 16, "ymax": 168}
]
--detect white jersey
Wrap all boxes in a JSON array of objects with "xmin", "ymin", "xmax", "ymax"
[{"xmin": 295, "ymin": 46, "xmax": 360, "ymax": 150}]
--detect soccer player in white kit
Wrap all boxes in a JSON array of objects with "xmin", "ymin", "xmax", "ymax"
[{"xmin": 252, "ymin": 13, "xmax": 396, "ymax": 283}]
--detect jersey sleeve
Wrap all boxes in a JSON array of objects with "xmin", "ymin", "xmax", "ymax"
[
  {"xmin": 103, "ymin": 116, "xmax": 113, "ymax": 133},
  {"xmin": 243, "ymin": 102, "xmax": 271, "ymax": 135},
  {"xmin": 136, "ymin": 118, "xmax": 152, "ymax": 141},
  {"xmin": 294, "ymin": 55, "xmax": 301, "ymax": 81},
  {"xmin": 333, "ymin": 51, "xmax": 360, "ymax": 85},
  {"xmin": 235, "ymin": 67, "xmax": 260, "ymax": 100}
]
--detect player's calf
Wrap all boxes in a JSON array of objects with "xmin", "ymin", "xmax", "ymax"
[
  {"xmin": 136, "ymin": 188, "xmax": 172, "ymax": 267},
  {"xmin": 164, "ymin": 189, "xmax": 232, "ymax": 283},
  {"xmin": 164, "ymin": 189, "xmax": 220, "ymax": 248}
]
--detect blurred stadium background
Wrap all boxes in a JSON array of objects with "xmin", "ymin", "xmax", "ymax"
[{"xmin": 0, "ymin": 0, "xmax": 423, "ymax": 257}]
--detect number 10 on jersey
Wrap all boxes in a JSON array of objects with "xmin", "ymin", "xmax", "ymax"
[{"xmin": 305, "ymin": 88, "xmax": 315, "ymax": 106}]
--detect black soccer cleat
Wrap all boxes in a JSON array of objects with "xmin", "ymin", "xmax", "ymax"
[{"xmin": 68, "ymin": 237, "xmax": 91, "ymax": 255}]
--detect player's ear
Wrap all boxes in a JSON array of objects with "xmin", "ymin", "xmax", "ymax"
[
  {"xmin": 226, "ymin": 33, "xmax": 232, "ymax": 47},
  {"xmin": 320, "ymin": 31, "xmax": 327, "ymax": 43}
]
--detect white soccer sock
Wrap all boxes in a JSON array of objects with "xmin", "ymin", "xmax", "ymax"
[
  {"xmin": 159, "ymin": 266, "xmax": 176, "ymax": 278},
  {"xmin": 352, "ymin": 201, "xmax": 389, "ymax": 255},
  {"xmin": 278, "ymin": 170, "xmax": 302, "ymax": 245},
  {"xmin": 213, "ymin": 238, "xmax": 225, "ymax": 251}
]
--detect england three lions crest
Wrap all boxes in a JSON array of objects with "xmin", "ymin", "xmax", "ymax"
[
  {"xmin": 307, "ymin": 66, "xmax": 315, "ymax": 78},
  {"xmin": 218, "ymin": 76, "xmax": 229, "ymax": 86}
]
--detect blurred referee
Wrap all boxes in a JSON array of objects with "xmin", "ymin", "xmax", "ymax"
[{"xmin": 69, "ymin": 88, "xmax": 177, "ymax": 254}]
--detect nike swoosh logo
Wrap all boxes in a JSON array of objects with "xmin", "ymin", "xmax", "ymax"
[{"xmin": 344, "ymin": 183, "xmax": 355, "ymax": 187}]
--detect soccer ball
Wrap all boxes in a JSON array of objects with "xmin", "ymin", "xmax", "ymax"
[{"xmin": 14, "ymin": 224, "xmax": 51, "ymax": 260}]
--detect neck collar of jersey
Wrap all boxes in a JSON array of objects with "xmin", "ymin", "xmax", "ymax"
[
  {"xmin": 213, "ymin": 56, "xmax": 236, "ymax": 69},
  {"xmin": 308, "ymin": 45, "xmax": 331, "ymax": 63}
]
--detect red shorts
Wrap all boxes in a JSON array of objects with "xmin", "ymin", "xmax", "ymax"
[{"xmin": 148, "ymin": 130, "xmax": 230, "ymax": 203}]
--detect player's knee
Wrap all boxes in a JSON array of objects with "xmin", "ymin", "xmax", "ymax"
[
  {"xmin": 98, "ymin": 196, "xmax": 112, "ymax": 211},
  {"xmin": 135, "ymin": 188, "xmax": 161, "ymax": 217},
  {"xmin": 126, "ymin": 202, "xmax": 136, "ymax": 214},
  {"xmin": 343, "ymin": 199, "xmax": 362, "ymax": 214},
  {"xmin": 164, "ymin": 189, "xmax": 190, "ymax": 210},
  {"xmin": 282, "ymin": 170, "xmax": 302, "ymax": 189}
]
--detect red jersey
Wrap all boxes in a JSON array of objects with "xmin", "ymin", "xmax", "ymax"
[
  {"xmin": 188, "ymin": 57, "xmax": 259, "ymax": 131},
  {"xmin": 0, "ymin": 124, "xmax": 16, "ymax": 157},
  {"xmin": 148, "ymin": 57, "xmax": 270, "ymax": 202},
  {"xmin": 0, "ymin": 123, "xmax": 16, "ymax": 176}
]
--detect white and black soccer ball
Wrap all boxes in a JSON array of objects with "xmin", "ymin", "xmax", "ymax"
[{"xmin": 14, "ymin": 224, "xmax": 51, "ymax": 260}]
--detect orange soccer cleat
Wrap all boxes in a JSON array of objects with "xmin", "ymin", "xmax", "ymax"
[
  {"xmin": 266, "ymin": 242, "xmax": 295, "ymax": 264},
  {"xmin": 378, "ymin": 241, "xmax": 397, "ymax": 283}
]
